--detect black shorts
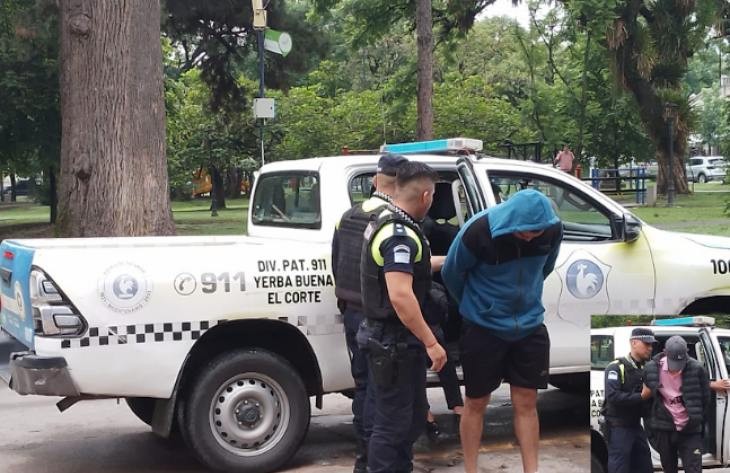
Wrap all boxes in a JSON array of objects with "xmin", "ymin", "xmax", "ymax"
[{"xmin": 460, "ymin": 321, "xmax": 550, "ymax": 398}]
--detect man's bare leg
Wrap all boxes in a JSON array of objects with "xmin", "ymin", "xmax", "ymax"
[
  {"xmin": 511, "ymin": 385, "xmax": 539, "ymax": 473},
  {"xmin": 460, "ymin": 394, "xmax": 490, "ymax": 473}
]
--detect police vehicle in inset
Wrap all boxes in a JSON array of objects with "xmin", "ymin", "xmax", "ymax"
[{"xmin": 591, "ymin": 317, "xmax": 730, "ymax": 472}]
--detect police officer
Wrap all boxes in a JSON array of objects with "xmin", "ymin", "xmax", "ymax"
[
  {"xmin": 357, "ymin": 161, "xmax": 447, "ymax": 473},
  {"xmin": 603, "ymin": 327, "xmax": 655, "ymax": 473},
  {"xmin": 331, "ymin": 153, "xmax": 407, "ymax": 473}
]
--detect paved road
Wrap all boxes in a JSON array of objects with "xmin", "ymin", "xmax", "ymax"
[{"xmin": 0, "ymin": 384, "xmax": 588, "ymax": 473}]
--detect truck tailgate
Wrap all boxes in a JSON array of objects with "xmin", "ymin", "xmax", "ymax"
[{"xmin": 0, "ymin": 240, "xmax": 36, "ymax": 350}]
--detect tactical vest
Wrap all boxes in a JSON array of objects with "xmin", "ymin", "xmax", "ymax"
[
  {"xmin": 334, "ymin": 197, "xmax": 388, "ymax": 307},
  {"xmin": 360, "ymin": 207, "xmax": 431, "ymax": 322},
  {"xmin": 605, "ymin": 356, "xmax": 645, "ymax": 426}
]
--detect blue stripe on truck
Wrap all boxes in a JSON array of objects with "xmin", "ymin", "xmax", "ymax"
[{"xmin": 0, "ymin": 241, "xmax": 36, "ymax": 349}]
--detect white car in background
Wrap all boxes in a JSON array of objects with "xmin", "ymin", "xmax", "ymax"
[{"xmin": 686, "ymin": 156, "xmax": 728, "ymax": 183}]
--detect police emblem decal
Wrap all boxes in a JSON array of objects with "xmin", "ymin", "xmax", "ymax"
[
  {"xmin": 14, "ymin": 281, "xmax": 25, "ymax": 320},
  {"xmin": 607, "ymin": 371, "xmax": 618, "ymax": 380},
  {"xmin": 99, "ymin": 262, "xmax": 152, "ymax": 313},
  {"xmin": 565, "ymin": 259, "xmax": 604, "ymax": 299}
]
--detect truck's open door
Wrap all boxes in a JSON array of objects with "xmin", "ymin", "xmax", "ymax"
[
  {"xmin": 699, "ymin": 327, "xmax": 730, "ymax": 467},
  {"xmin": 456, "ymin": 157, "xmax": 486, "ymax": 218}
]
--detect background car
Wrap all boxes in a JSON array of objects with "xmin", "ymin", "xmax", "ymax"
[
  {"xmin": 686, "ymin": 156, "xmax": 727, "ymax": 183},
  {"xmin": 1, "ymin": 179, "xmax": 32, "ymax": 199}
]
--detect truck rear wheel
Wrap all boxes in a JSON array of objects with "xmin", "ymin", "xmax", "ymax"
[{"xmin": 183, "ymin": 349, "xmax": 310, "ymax": 473}]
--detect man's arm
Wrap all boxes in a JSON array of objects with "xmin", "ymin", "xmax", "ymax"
[
  {"xmin": 542, "ymin": 224, "xmax": 563, "ymax": 279},
  {"xmin": 441, "ymin": 228, "xmax": 479, "ymax": 303},
  {"xmin": 384, "ymin": 272, "xmax": 446, "ymax": 372},
  {"xmin": 605, "ymin": 363, "xmax": 646, "ymax": 405},
  {"xmin": 430, "ymin": 255, "xmax": 445, "ymax": 272},
  {"xmin": 700, "ymin": 365, "xmax": 711, "ymax": 414}
]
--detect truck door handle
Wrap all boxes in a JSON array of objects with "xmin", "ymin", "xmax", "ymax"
[{"xmin": 0, "ymin": 268, "xmax": 11, "ymax": 285}]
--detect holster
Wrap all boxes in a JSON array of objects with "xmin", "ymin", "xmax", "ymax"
[
  {"xmin": 598, "ymin": 415, "xmax": 610, "ymax": 443},
  {"xmin": 367, "ymin": 337, "xmax": 407, "ymax": 388}
]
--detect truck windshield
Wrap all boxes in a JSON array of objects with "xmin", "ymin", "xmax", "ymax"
[{"xmin": 252, "ymin": 172, "xmax": 321, "ymax": 229}]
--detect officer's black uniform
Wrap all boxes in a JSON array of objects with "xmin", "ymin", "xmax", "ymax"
[
  {"xmin": 603, "ymin": 328, "xmax": 655, "ymax": 473},
  {"xmin": 331, "ymin": 153, "xmax": 407, "ymax": 473},
  {"xmin": 357, "ymin": 204, "xmax": 431, "ymax": 473},
  {"xmin": 331, "ymin": 192, "xmax": 390, "ymax": 471}
]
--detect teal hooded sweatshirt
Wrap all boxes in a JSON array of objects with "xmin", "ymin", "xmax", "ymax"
[{"xmin": 441, "ymin": 189, "xmax": 562, "ymax": 340}]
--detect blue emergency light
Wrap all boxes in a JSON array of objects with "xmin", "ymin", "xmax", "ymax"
[
  {"xmin": 651, "ymin": 316, "xmax": 715, "ymax": 327},
  {"xmin": 380, "ymin": 137, "xmax": 483, "ymax": 155}
]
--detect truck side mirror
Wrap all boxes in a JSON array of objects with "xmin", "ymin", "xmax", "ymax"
[
  {"xmin": 611, "ymin": 213, "xmax": 642, "ymax": 242},
  {"xmin": 623, "ymin": 214, "xmax": 642, "ymax": 242}
]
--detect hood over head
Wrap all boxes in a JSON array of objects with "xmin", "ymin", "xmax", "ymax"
[{"xmin": 488, "ymin": 189, "xmax": 561, "ymax": 238}]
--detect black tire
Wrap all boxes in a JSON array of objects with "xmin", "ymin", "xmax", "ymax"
[
  {"xmin": 591, "ymin": 452, "xmax": 606, "ymax": 473},
  {"xmin": 549, "ymin": 373, "xmax": 588, "ymax": 393},
  {"xmin": 125, "ymin": 397, "xmax": 156, "ymax": 426},
  {"xmin": 698, "ymin": 173, "xmax": 707, "ymax": 183},
  {"xmin": 183, "ymin": 349, "xmax": 310, "ymax": 473}
]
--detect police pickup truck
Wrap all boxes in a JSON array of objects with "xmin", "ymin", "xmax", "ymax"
[
  {"xmin": 590, "ymin": 317, "xmax": 730, "ymax": 472},
  {"xmin": 1, "ymin": 137, "xmax": 729, "ymax": 472}
]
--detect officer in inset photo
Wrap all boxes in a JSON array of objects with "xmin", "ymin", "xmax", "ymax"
[
  {"xmin": 603, "ymin": 328, "xmax": 655, "ymax": 473},
  {"xmin": 644, "ymin": 335, "xmax": 709, "ymax": 473},
  {"xmin": 356, "ymin": 160, "xmax": 446, "ymax": 473},
  {"xmin": 331, "ymin": 153, "xmax": 407, "ymax": 473}
]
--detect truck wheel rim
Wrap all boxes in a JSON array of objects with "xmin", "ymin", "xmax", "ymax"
[{"xmin": 209, "ymin": 372, "xmax": 290, "ymax": 456}]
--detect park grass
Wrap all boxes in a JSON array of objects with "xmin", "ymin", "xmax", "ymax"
[
  {"xmin": 630, "ymin": 183, "xmax": 730, "ymax": 236},
  {"xmin": 1, "ymin": 188, "xmax": 729, "ymax": 239},
  {"xmin": 0, "ymin": 197, "xmax": 249, "ymax": 240}
]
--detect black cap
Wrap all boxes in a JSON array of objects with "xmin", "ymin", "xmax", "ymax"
[
  {"xmin": 630, "ymin": 328, "xmax": 656, "ymax": 344},
  {"xmin": 665, "ymin": 335, "xmax": 688, "ymax": 371},
  {"xmin": 376, "ymin": 154, "xmax": 408, "ymax": 176}
]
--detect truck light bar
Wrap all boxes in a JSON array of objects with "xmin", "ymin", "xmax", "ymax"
[
  {"xmin": 651, "ymin": 316, "xmax": 716, "ymax": 327},
  {"xmin": 380, "ymin": 138, "xmax": 483, "ymax": 155}
]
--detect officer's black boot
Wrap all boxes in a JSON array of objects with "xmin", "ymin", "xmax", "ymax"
[{"xmin": 353, "ymin": 437, "xmax": 367, "ymax": 473}]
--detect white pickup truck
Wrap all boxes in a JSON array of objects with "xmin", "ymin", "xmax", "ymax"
[
  {"xmin": 590, "ymin": 317, "xmax": 730, "ymax": 472},
  {"xmin": 1, "ymin": 137, "xmax": 729, "ymax": 472}
]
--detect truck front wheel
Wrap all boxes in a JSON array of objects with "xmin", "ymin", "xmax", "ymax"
[{"xmin": 183, "ymin": 349, "xmax": 310, "ymax": 473}]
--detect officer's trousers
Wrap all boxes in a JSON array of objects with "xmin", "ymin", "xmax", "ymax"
[
  {"xmin": 607, "ymin": 425, "xmax": 653, "ymax": 473},
  {"xmin": 343, "ymin": 307, "xmax": 371, "ymax": 445},
  {"xmin": 367, "ymin": 347, "xmax": 427, "ymax": 473}
]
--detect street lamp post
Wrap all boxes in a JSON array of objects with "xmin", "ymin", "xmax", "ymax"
[
  {"xmin": 663, "ymin": 102, "xmax": 679, "ymax": 207},
  {"xmin": 252, "ymin": 0, "xmax": 267, "ymax": 166}
]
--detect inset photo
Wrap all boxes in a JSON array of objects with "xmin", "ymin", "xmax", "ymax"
[{"xmin": 591, "ymin": 315, "xmax": 730, "ymax": 473}]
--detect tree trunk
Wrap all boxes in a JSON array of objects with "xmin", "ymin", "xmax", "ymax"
[
  {"xmin": 49, "ymin": 166, "xmax": 57, "ymax": 224},
  {"xmin": 208, "ymin": 165, "xmax": 226, "ymax": 211},
  {"xmin": 56, "ymin": 0, "xmax": 175, "ymax": 237},
  {"xmin": 226, "ymin": 167, "xmax": 242, "ymax": 199},
  {"xmin": 575, "ymin": 30, "xmax": 591, "ymax": 162},
  {"xmin": 657, "ymin": 150, "xmax": 689, "ymax": 194},
  {"xmin": 415, "ymin": 0, "xmax": 433, "ymax": 140},
  {"xmin": 9, "ymin": 173, "xmax": 17, "ymax": 202}
]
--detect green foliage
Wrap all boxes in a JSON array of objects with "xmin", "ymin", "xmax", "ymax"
[
  {"xmin": 0, "ymin": 0, "xmax": 59, "ymax": 188},
  {"xmin": 164, "ymin": 67, "xmax": 261, "ymax": 197}
]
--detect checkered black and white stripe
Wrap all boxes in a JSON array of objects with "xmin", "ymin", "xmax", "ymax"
[
  {"xmin": 60, "ymin": 320, "xmax": 225, "ymax": 349},
  {"xmin": 58, "ymin": 314, "xmax": 345, "ymax": 349}
]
